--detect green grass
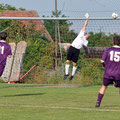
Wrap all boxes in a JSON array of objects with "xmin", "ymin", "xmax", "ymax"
[{"xmin": 0, "ymin": 83, "xmax": 120, "ymax": 120}]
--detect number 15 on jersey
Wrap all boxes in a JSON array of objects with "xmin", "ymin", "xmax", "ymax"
[
  {"xmin": 0, "ymin": 46, "xmax": 4, "ymax": 55},
  {"xmin": 110, "ymin": 51, "xmax": 120, "ymax": 62}
]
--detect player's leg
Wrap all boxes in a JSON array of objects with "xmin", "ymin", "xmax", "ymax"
[
  {"xmin": 95, "ymin": 78, "xmax": 112, "ymax": 107},
  {"xmin": 69, "ymin": 62, "xmax": 77, "ymax": 80},
  {"xmin": 65, "ymin": 60, "xmax": 70, "ymax": 75},
  {"xmin": 64, "ymin": 60, "xmax": 70, "ymax": 80},
  {"xmin": 114, "ymin": 80, "xmax": 120, "ymax": 95},
  {"xmin": 69, "ymin": 48, "xmax": 80, "ymax": 80},
  {"xmin": 96, "ymin": 85, "xmax": 107, "ymax": 107},
  {"xmin": 64, "ymin": 46, "xmax": 73, "ymax": 80}
]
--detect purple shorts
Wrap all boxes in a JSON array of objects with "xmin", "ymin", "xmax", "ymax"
[
  {"xmin": 103, "ymin": 77, "xmax": 120, "ymax": 87},
  {"xmin": 0, "ymin": 64, "xmax": 5, "ymax": 77}
]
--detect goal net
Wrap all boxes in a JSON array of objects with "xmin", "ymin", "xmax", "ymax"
[{"xmin": 0, "ymin": 18, "xmax": 120, "ymax": 85}]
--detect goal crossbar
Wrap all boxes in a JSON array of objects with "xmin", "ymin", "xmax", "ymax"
[{"xmin": 0, "ymin": 17, "xmax": 119, "ymax": 20}]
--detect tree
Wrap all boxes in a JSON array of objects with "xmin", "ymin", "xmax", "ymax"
[
  {"xmin": 0, "ymin": 3, "xmax": 17, "ymax": 10},
  {"xmin": 43, "ymin": 10, "xmax": 77, "ymax": 43},
  {"xmin": 0, "ymin": 4, "xmax": 26, "ymax": 33},
  {"xmin": 88, "ymin": 32, "xmax": 116, "ymax": 47}
]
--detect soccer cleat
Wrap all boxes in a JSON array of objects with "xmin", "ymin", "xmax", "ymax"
[
  {"xmin": 63, "ymin": 74, "xmax": 69, "ymax": 80},
  {"xmin": 69, "ymin": 76, "xmax": 74, "ymax": 80},
  {"xmin": 95, "ymin": 103, "xmax": 100, "ymax": 107}
]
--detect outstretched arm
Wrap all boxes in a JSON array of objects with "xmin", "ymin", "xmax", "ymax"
[
  {"xmin": 81, "ymin": 20, "xmax": 88, "ymax": 32},
  {"xmin": 81, "ymin": 13, "xmax": 89, "ymax": 32}
]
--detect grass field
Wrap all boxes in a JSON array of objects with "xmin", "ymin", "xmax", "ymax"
[{"xmin": 0, "ymin": 83, "xmax": 120, "ymax": 120}]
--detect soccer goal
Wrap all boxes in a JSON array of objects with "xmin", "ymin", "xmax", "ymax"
[{"xmin": 0, "ymin": 17, "xmax": 120, "ymax": 85}]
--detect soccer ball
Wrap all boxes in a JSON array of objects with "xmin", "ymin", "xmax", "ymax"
[{"xmin": 112, "ymin": 13, "xmax": 118, "ymax": 19}]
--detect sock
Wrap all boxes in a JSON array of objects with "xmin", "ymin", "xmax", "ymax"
[
  {"xmin": 72, "ymin": 66, "xmax": 77, "ymax": 76},
  {"xmin": 96, "ymin": 93, "xmax": 104, "ymax": 105},
  {"xmin": 65, "ymin": 64, "xmax": 70, "ymax": 75}
]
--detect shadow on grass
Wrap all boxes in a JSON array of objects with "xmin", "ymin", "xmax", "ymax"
[{"xmin": 1, "ymin": 93, "xmax": 45, "ymax": 97}]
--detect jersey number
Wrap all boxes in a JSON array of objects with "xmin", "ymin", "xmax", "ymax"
[
  {"xmin": 0, "ymin": 46, "xmax": 4, "ymax": 55},
  {"xmin": 110, "ymin": 51, "xmax": 120, "ymax": 62}
]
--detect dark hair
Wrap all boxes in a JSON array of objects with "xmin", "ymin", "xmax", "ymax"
[
  {"xmin": 113, "ymin": 36, "xmax": 120, "ymax": 45},
  {"xmin": 84, "ymin": 33, "xmax": 88, "ymax": 36},
  {"xmin": 0, "ymin": 32, "xmax": 7, "ymax": 40}
]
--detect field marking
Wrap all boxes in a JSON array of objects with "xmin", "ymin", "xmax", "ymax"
[{"xmin": 0, "ymin": 103, "xmax": 120, "ymax": 112}]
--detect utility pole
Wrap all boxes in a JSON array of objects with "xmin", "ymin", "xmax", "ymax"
[
  {"xmin": 55, "ymin": 0, "xmax": 57, "ymax": 16},
  {"xmin": 55, "ymin": 0, "xmax": 58, "ymax": 73}
]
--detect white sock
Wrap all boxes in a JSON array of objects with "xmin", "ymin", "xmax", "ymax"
[
  {"xmin": 65, "ymin": 64, "xmax": 70, "ymax": 75},
  {"xmin": 72, "ymin": 66, "xmax": 77, "ymax": 76}
]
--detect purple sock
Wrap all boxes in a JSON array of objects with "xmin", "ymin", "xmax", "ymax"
[{"xmin": 96, "ymin": 93, "xmax": 104, "ymax": 105}]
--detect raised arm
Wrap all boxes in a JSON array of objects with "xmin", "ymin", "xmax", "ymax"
[
  {"xmin": 81, "ymin": 13, "xmax": 89, "ymax": 32},
  {"xmin": 81, "ymin": 20, "xmax": 88, "ymax": 32}
]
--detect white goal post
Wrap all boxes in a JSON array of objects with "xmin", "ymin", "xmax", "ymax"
[{"xmin": 0, "ymin": 17, "xmax": 120, "ymax": 20}]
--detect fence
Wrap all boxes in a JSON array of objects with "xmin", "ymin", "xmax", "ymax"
[{"xmin": 0, "ymin": 17, "xmax": 120, "ymax": 85}]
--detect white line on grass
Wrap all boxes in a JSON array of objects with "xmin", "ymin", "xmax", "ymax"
[{"xmin": 0, "ymin": 104, "xmax": 120, "ymax": 112}]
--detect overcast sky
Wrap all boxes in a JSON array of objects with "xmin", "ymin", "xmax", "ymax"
[{"xmin": 1, "ymin": 0, "xmax": 120, "ymax": 18}]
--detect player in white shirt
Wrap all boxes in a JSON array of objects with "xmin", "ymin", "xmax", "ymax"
[{"xmin": 64, "ymin": 13, "xmax": 90, "ymax": 80}]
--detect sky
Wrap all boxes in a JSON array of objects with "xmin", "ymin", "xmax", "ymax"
[
  {"xmin": 1, "ymin": 0, "xmax": 120, "ymax": 34},
  {"xmin": 1, "ymin": 0, "xmax": 120, "ymax": 18}
]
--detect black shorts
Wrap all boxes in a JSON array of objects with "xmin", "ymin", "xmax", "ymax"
[{"xmin": 67, "ymin": 46, "xmax": 80, "ymax": 63}]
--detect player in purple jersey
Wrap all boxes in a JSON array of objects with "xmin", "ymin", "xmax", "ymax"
[
  {"xmin": 95, "ymin": 36, "xmax": 120, "ymax": 107},
  {"xmin": 0, "ymin": 32, "xmax": 12, "ymax": 77}
]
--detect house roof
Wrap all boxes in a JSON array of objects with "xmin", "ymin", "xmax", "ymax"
[{"xmin": 0, "ymin": 10, "xmax": 53, "ymax": 41}]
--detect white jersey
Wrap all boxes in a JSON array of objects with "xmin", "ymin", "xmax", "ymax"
[{"xmin": 71, "ymin": 30, "xmax": 88, "ymax": 49}]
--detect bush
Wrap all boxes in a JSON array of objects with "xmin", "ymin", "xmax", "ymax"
[
  {"xmin": 76, "ymin": 58, "xmax": 104, "ymax": 85},
  {"xmin": 22, "ymin": 37, "xmax": 55, "ymax": 83}
]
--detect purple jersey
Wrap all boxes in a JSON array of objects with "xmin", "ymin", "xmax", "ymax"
[
  {"xmin": 102, "ymin": 46, "xmax": 120, "ymax": 80},
  {"xmin": 0, "ymin": 40, "xmax": 12, "ymax": 66}
]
